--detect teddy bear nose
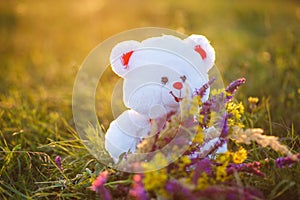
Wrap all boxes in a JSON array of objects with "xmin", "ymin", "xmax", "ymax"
[{"xmin": 173, "ymin": 82, "xmax": 183, "ymax": 90}]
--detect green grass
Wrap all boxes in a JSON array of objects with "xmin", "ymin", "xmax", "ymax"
[{"xmin": 0, "ymin": 0, "xmax": 300, "ymax": 199}]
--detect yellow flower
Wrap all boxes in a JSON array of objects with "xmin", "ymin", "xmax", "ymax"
[
  {"xmin": 193, "ymin": 127, "xmax": 204, "ymax": 145},
  {"xmin": 216, "ymin": 166, "xmax": 227, "ymax": 182},
  {"xmin": 210, "ymin": 89, "xmax": 224, "ymax": 96},
  {"xmin": 215, "ymin": 152, "xmax": 231, "ymax": 182},
  {"xmin": 143, "ymin": 169, "xmax": 167, "ymax": 191},
  {"xmin": 227, "ymin": 102, "xmax": 245, "ymax": 128},
  {"xmin": 248, "ymin": 97, "xmax": 259, "ymax": 104},
  {"xmin": 196, "ymin": 172, "xmax": 209, "ymax": 190},
  {"xmin": 179, "ymin": 155, "xmax": 191, "ymax": 166},
  {"xmin": 298, "ymin": 88, "xmax": 300, "ymax": 95},
  {"xmin": 170, "ymin": 155, "xmax": 192, "ymax": 178},
  {"xmin": 232, "ymin": 146, "xmax": 247, "ymax": 164},
  {"xmin": 142, "ymin": 153, "xmax": 168, "ymax": 195},
  {"xmin": 198, "ymin": 115, "xmax": 204, "ymax": 124},
  {"xmin": 197, "ymin": 95, "xmax": 203, "ymax": 106},
  {"xmin": 217, "ymin": 151, "xmax": 231, "ymax": 164},
  {"xmin": 248, "ymin": 96, "xmax": 259, "ymax": 111},
  {"xmin": 142, "ymin": 152, "xmax": 167, "ymax": 171},
  {"xmin": 170, "ymin": 146, "xmax": 180, "ymax": 161},
  {"xmin": 189, "ymin": 96, "xmax": 199, "ymax": 115}
]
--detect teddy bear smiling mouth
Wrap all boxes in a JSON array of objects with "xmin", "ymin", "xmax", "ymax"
[{"xmin": 169, "ymin": 90, "xmax": 183, "ymax": 103}]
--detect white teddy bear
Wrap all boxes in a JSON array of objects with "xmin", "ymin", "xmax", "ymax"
[{"xmin": 105, "ymin": 34, "xmax": 218, "ymax": 162}]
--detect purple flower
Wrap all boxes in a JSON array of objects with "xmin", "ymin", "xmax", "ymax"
[
  {"xmin": 166, "ymin": 180, "xmax": 197, "ymax": 200},
  {"xmin": 129, "ymin": 175, "xmax": 148, "ymax": 200},
  {"xmin": 101, "ymin": 187, "xmax": 112, "ymax": 200},
  {"xmin": 192, "ymin": 158, "xmax": 212, "ymax": 184},
  {"xmin": 226, "ymin": 162, "xmax": 264, "ymax": 177},
  {"xmin": 209, "ymin": 138, "xmax": 227, "ymax": 155},
  {"xmin": 195, "ymin": 185, "xmax": 264, "ymax": 200},
  {"xmin": 219, "ymin": 114, "xmax": 229, "ymax": 138},
  {"xmin": 225, "ymin": 78, "xmax": 246, "ymax": 102},
  {"xmin": 55, "ymin": 156, "xmax": 62, "ymax": 170},
  {"xmin": 194, "ymin": 77, "xmax": 216, "ymax": 97},
  {"xmin": 199, "ymin": 101, "xmax": 212, "ymax": 128},
  {"xmin": 198, "ymin": 93, "xmax": 225, "ymax": 129},
  {"xmin": 275, "ymin": 154, "xmax": 300, "ymax": 168},
  {"xmin": 90, "ymin": 170, "xmax": 112, "ymax": 200},
  {"xmin": 226, "ymin": 154, "xmax": 300, "ymax": 177},
  {"xmin": 209, "ymin": 92, "xmax": 226, "ymax": 113}
]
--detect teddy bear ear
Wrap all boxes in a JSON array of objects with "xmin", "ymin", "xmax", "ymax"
[
  {"xmin": 110, "ymin": 40, "xmax": 140, "ymax": 77},
  {"xmin": 185, "ymin": 34, "xmax": 216, "ymax": 72}
]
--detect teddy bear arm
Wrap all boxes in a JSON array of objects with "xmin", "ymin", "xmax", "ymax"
[{"xmin": 105, "ymin": 110, "xmax": 151, "ymax": 162}]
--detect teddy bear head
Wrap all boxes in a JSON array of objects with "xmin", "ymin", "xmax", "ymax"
[{"xmin": 110, "ymin": 34, "xmax": 215, "ymax": 119}]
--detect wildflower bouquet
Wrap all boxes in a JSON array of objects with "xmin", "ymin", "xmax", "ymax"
[{"xmin": 90, "ymin": 78, "xmax": 299, "ymax": 200}]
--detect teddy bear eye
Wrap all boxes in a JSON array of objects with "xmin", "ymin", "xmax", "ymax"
[
  {"xmin": 180, "ymin": 75, "xmax": 187, "ymax": 82},
  {"xmin": 161, "ymin": 77, "xmax": 168, "ymax": 84}
]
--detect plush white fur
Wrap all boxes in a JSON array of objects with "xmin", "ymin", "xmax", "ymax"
[{"xmin": 105, "ymin": 34, "xmax": 217, "ymax": 162}]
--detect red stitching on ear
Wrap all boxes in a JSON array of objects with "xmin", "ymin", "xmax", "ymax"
[
  {"xmin": 194, "ymin": 45, "xmax": 206, "ymax": 60},
  {"xmin": 121, "ymin": 50, "xmax": 134, "ymax": 69}
]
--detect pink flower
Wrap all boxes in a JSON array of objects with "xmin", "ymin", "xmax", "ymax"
[
  {"xmin": 90, "ymin": 171, "xmax": 109, "ymax": 192},
  {"xmin": 90, "ymin": 170, "xmax": 112, "ymax": 200},
  {"xmin": 129, "ymin": 174, "xmax": 148, "ymax": 200}
]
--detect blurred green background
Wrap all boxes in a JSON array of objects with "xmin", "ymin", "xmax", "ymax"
[
  {"xmin": 0, "ymin": 0, "xmax": 300, "ymax": 198},
  {"xmin": 1, "ymin": 0, "xmax": 299, "ymax": 132}
]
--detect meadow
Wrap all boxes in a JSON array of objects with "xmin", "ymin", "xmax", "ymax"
[{"xmin": 0, "ymin": 0, "xmax": 300, "ymax": 199}]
